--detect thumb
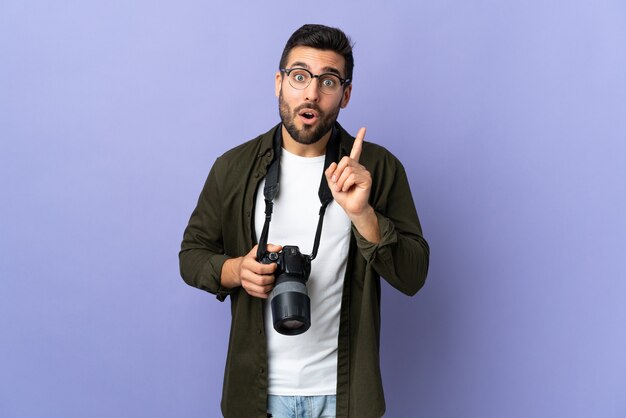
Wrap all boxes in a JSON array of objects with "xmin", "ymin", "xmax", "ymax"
[
  {"xmin": 248, "ymin": 245, "xmax": 259, "ymax": 256},
  {"xmin": 266, "ymin": 243, "xmax": 283, "ymax": 253}
]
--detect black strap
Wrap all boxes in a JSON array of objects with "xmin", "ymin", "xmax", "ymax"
[{"xmin": 256, "ymin": 125, "xmax": 339, "ymax": 261}]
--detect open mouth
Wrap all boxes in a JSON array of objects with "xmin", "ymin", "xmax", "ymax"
[{"xmin": 298, "ymin": 109, "xmax": 319, "ymax": 123}]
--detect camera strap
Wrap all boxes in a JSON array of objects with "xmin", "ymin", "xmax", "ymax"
[{"xmin": 256, "ymin": 124, "xmax": 339, "ymax": 261}]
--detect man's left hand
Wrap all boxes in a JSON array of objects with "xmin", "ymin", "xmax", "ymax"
[{"xmin": 325, "ymin": 127, "xmax": 381, "ymax": 243}]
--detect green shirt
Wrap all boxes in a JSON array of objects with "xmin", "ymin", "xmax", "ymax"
[{"xmin": 179, "ymin": 123, "xmax": 429, "ymax": 418}]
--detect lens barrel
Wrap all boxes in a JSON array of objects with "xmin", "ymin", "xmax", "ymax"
[{"xmin": 269, "ymin": 278, "xmax": 310, "ymax": 335}]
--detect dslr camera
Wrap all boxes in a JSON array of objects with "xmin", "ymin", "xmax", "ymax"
[{"xmin": 260, "ymin": 245, "xmax": 311, "ymax": 335}]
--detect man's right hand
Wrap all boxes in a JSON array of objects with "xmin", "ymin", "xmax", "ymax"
[{"xmin": 221, "ymin": 244, "xmax": 283, "ymax": 299}]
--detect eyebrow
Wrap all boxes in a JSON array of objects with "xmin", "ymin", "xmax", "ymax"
[{"xmin": 289, "ymin": 61, "xmax": 343, "ymax": 77}]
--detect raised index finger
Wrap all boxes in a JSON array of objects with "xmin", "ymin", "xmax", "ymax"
[{"xmin": 350, "ymin": 127, "xmax": 366, "ymax": 162}]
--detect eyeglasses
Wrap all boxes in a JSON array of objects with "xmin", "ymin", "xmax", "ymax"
[{"xmin": 280, "ymin": 68, "xmax": 351, "ymax": 94}]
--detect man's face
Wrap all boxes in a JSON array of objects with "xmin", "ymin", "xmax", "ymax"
[{"xmin": 276, "ymin": 46, "xmax": 352, "ymax": 145}]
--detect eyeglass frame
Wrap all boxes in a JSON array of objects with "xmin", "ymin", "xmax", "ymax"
[{"xmin": 279, "ymin": 67, "xmax": 351, "ymax": 94}]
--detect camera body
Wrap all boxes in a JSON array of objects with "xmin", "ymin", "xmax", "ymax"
[{"xmin": 260, "ymin": 245, "xmax": 311, "ymax": 335}]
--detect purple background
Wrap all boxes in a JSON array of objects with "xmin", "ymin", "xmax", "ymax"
[{"xmin": 1, "ymin": 1, "xmax": 625, "ymax": 417}]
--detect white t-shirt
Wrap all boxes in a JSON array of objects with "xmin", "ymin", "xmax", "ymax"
[{"xmin": 254, "ymin": 148, "xmax": 351, "ymax": 395}]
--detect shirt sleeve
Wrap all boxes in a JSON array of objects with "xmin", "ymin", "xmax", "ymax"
[
  {"xmin": 179, "ymin": 158, "xmax": 237, "ymax": 301},
  {"xmin": 353, "ymin": 152, "xmax": 430, "ymax": 296}
]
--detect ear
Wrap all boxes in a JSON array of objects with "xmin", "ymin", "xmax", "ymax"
[
  {"xmin": 340, "ymin": 83, "xmax": 352, "ymax": 108},
  {"xmin": 275, "ymin": 71, "xmax": 282, "ymax": 97}
]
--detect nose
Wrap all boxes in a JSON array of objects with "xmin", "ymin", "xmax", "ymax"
[{"xmin": 304, "ymin": 77, "xmax": 320, "ymax": 102}]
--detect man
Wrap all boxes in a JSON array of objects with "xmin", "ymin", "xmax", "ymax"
[{"xmin": 180, "ymin": 24, "xmax": 429, "ymax": 418}]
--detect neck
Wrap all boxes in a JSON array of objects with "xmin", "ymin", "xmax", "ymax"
[{"xmin": 281, "ymin": 125, "xmax": 331, "ymax": 157}]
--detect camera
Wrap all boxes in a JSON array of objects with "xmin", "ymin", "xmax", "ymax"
[{"xmin": 260, "ymin": 245, "xmax": 311, "ymax": 335}]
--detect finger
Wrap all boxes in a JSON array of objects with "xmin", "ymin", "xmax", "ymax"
[
  {"xmin": 334, "ymin": 157, "xmax": 368, "ymax": 189},
  {"xmin": 330, "ymin": 156, "xmax": 352, "ymax": 183},
  {"xmin": 334, "ymin": 165, "xmax": 354, "ymax": 192},
  {"xmin": 247, "ymin": 291, "xmax": 268, "ymax": 299},
  {"xmin": 325, "ymin": 162, "xmax": 338, "ymax": 183},
  {"xmin": 241, "ymin": 269, "xmax": 276, "ymax": 286},
  {"xmin": 250, "ymin": 275, "xmax": 276, "ymax": 288},
  {"xmin": 242, "ymin": 282, "xmax": 273, "ymax": 299},
  {"xmin": 337, "ymin": 167, "xmax": 367, "ymax": 192},
  {"xmin": 256, "ymin": 261, "xmax": 279, "ymax": 275},
  {"xmin": 266, "ymin": 243, "xmax": 283, "ymax": 253},
  {"xmin": 242, "ymin": 256, "xmax": 278, "ymax": 275},
  {"xmin": 340, "ymin": 172, "xmax": 358, "ymax": 193},
  {"xmin": 242, "ymin": 278, "xmax": 273, "ymax": 292},
  {"xmin": 349, "ymin": 127, "xmax": 366, "ymax": 162}
]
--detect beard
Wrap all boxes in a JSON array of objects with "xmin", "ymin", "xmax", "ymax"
[{"xmin": 278, "ymin": 89, "xmax": 341, "ymax": 145}]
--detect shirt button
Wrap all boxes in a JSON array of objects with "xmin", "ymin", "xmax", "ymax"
[
  {"xmin": 246, "ymin": 211, "xmax": 251, "ymax": 217},
  {"xmin": 259, "ymin": 368, "xmax": 264, "ymax": 374}
]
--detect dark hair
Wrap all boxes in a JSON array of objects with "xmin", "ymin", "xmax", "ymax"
[{"xmin": 279, "ymin": 24, "xmax": 354, "ymax": 83}]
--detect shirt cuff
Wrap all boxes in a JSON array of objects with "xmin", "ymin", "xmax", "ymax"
[
  {"xmin": 209, "ymin": 253, "xmax": 236, "ymax": 302},
  {"xmin": 352, "ymin": 211, "xmax": 397, "ymax": 264}
]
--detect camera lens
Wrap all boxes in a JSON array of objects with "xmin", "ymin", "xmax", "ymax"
[
  {"xmin": 281, "ymin": 320, "xmax": 304, "ymax": 330},
  {"xmin": 265, "ymin": 245, "xmax": 312, "ymax": 336},
  {"xmin": 270, "ymin": 280, "xmax": 310, "ymax": 335}
]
